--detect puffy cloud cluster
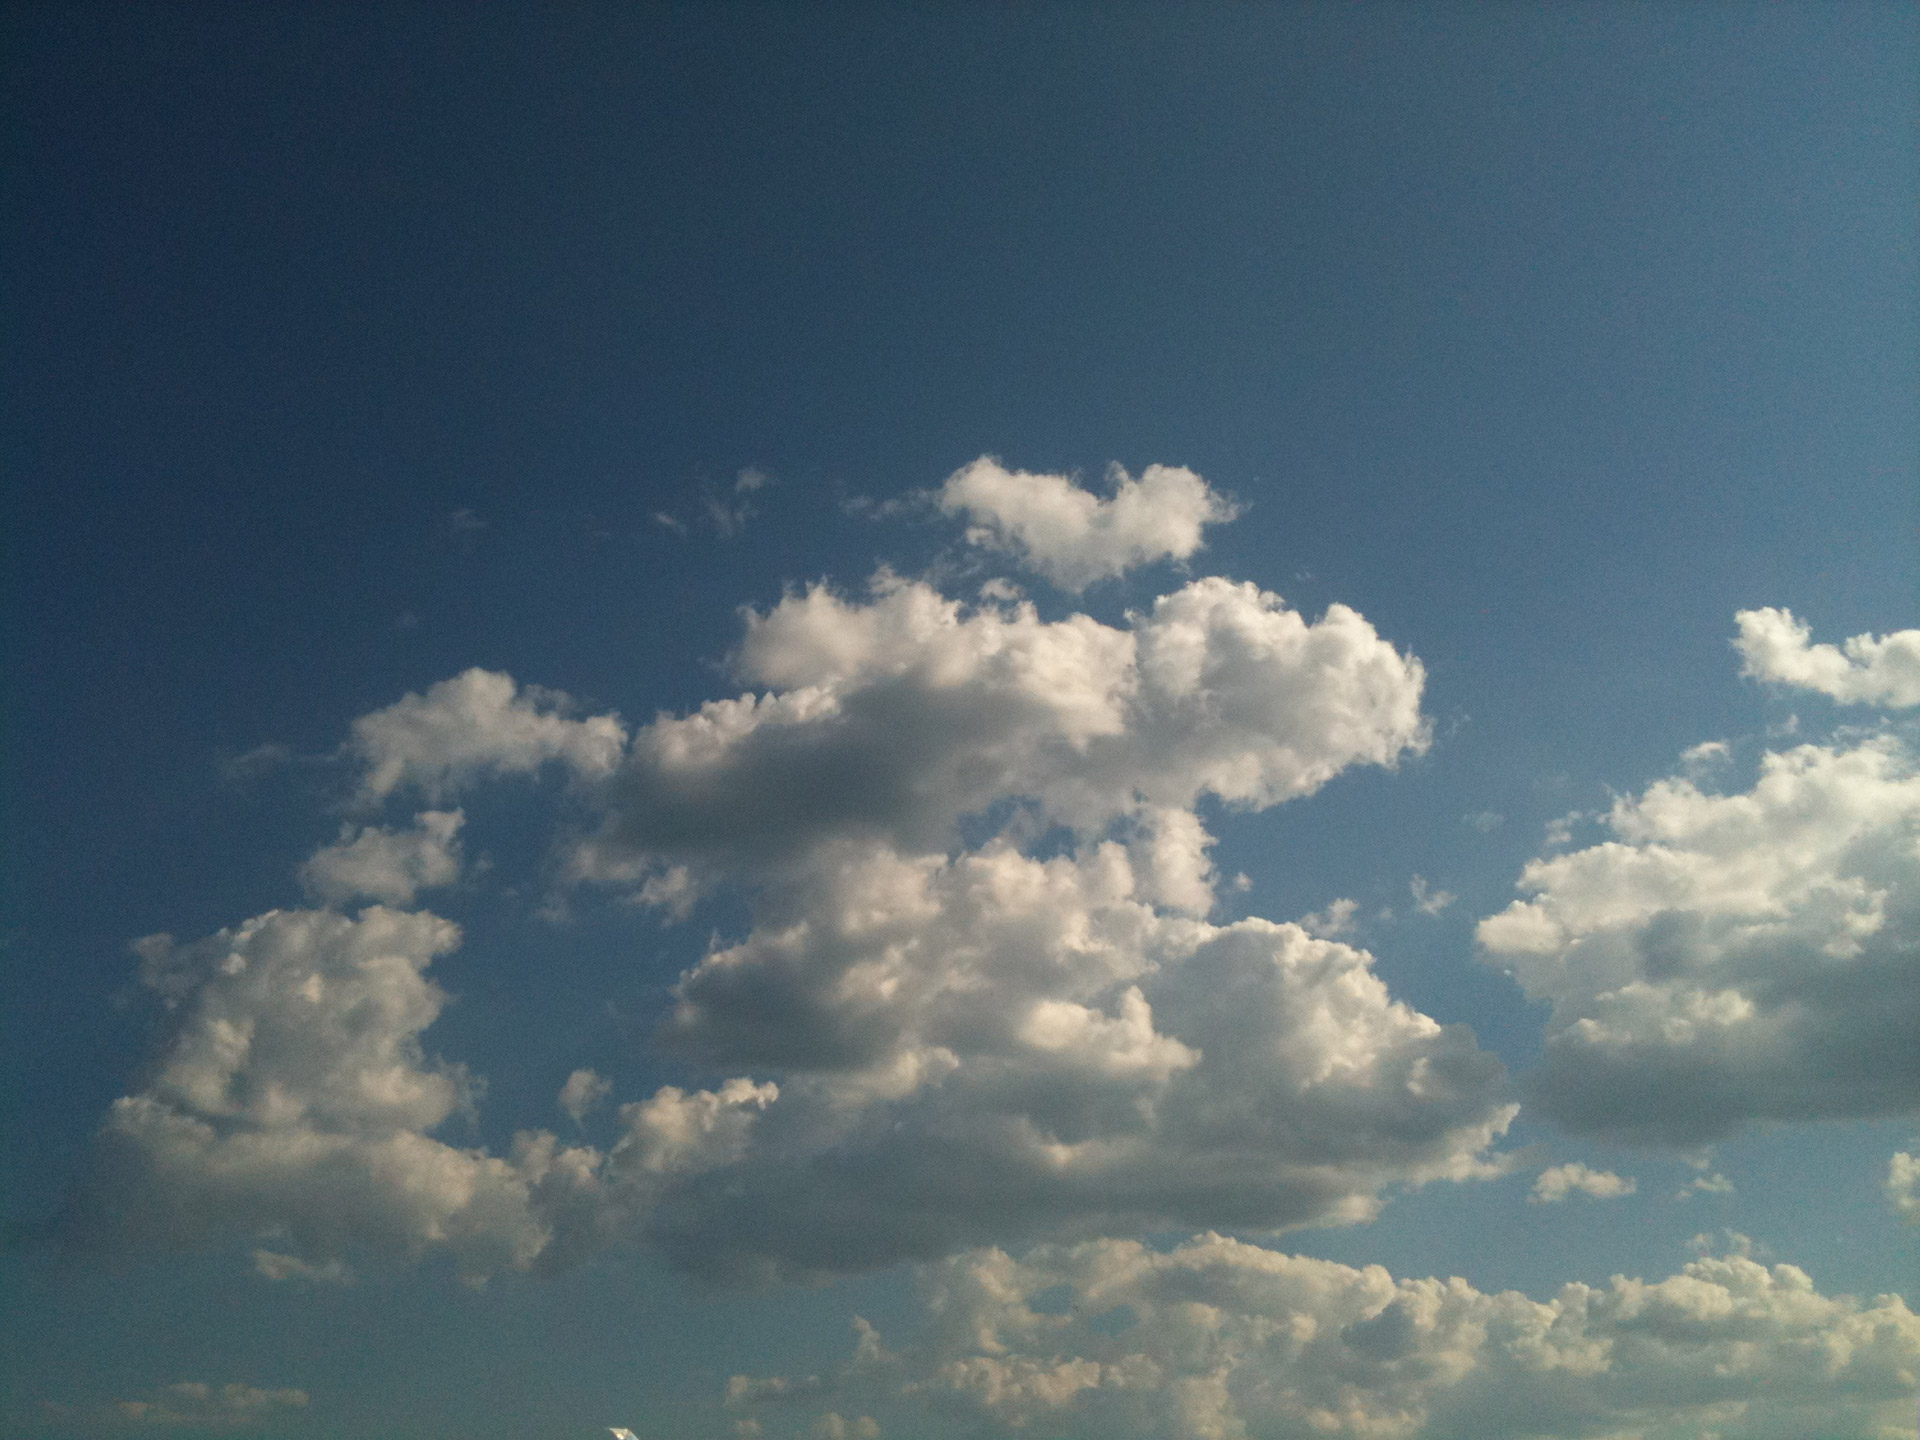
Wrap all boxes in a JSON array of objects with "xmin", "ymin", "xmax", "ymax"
[
  {"xmin": 1530, "ymin": 1162, "xmax": 1636, "ymax": 1203},
  {"xmin": 1734, "ymin": 608, "xmax": 1920, "ymax": 708},
  {"xmin": 74, "ymin": 906, "xmax": 558, "ymax": 1282},
  {"xmin": 937, "ymin": 457, "xmax": 1238, "ymax": 590},
  {"xmin": 582, "ymin": 570, "xmax": 1427, "ymax": 883},
  {"xmin": 641, "ymin": 840, "xmax": 1511, "ymax": 1280},
  {"xmin": 68, "ymin": 463, "xmax": 1524, "ymax": 1283},
  {"xmin": 726, "ymin": 1234, "xmax": 1920, "ymax": 1440},
  {"xmin": 348, "ymin": 668, "xmax": 625, "ymax": 803},
  {"xmin": 1478, "ymin": 732, "xmax": 1920, "ymax": 1143}
]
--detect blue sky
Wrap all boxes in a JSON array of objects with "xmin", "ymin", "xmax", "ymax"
[{"xmin": 3, "ymin": 5, "xmax": 1916, "ymax": 1438}]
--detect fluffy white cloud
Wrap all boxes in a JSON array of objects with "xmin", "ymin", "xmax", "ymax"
[
  {"xmin": 69, "ymin": 900, "xmax": 787, "ymax": 1284},
  {"xmin": 1478, "ymin": 731, "xmax": 1920, "ymax": 1143},
  {"xmin": 78, "ymin": 521, "xmax": 1510, "ymax": 1285},
  {"xmin": 349, "ymin": 668, "xmax": 626, "ymax": 803},
  {"xmin": 640, "ymin": 837, "xmax": 1511, "ymax": 1281},
  {"xmin": 581, "ymin": 571, "xmax": 1426, "ymax": 881},
  {"xmin": 75, "ymin": 906, "xmax": 556, "ymax": 1282},
  {"xmin": 937, "ymin": 457, "xmax": 1238, "ymax": 590},
  {"xmin": 298, "ymin": 809, "xmax": 464, "ymax": 906},
  {"xmin": 1734, "ymin": 607, "xmax": 1920, "ymax": 708},
  {"xmin": 728, "ymin": 1235, "xmax": 1920, "ymax": 1440},
  {"xmin": 1530, "ymin": 1162, "xmax": 1635, "ymax": 1203},
  {"xmin": 1889, "ymin": 1152, "xmax": 1920, "ymax": 1224}
]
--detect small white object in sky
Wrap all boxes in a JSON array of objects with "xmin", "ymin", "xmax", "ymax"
[{"xmin": 1734, "ymin": 606, "xmax": 1920, "ymax": 707}]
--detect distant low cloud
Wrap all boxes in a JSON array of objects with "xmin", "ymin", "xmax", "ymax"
[
  {"xmin": 1479, "ymin": 705, "xmax": 1920, "ymax": 1144},
  {"xmin": 728, "ymin": 1234, "xmax": 1920, "ymax": 1440},
  {"xmin": 1734, "ymin": 607, "xmax": 1920, "ymax": 707},
  {"xmin": 937, "ymin": 458, "xmax": 1238, "ymax": 590},
  {"xmin": 1529, "ymin": 1161, "xmax": 1635, "ymax": 1202}
]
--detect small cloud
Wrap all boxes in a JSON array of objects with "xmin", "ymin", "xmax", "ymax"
[
  {"xmin": 1463, "ymin": 810, "xmax": 1504, "ymax": 833},
  {"xmin": 1542, "ymin": 811, "xmax": 1585, "ymax": 849},
  {"xmin": 1531, "ymin": 1162, "xmax": 1636, "ymax": 1203},
  {"xmin": 394, "ymin": 611, "xmax": 421, "ymax": 632},
  {"xmin": 1298, "ymin": 898, "xmax": 1357, "ymax": 939},
  {"xmin": 220, "ymin": 741, "xmax": 293, "ymax": 786},
  {"xmin": 559, "ymin": 1069, "xmax": 613, "ymax": 1127},
  {"xmin": 1409, "ymin": 876, "xmax": 1455, "ymax": 916},
  {"xmin": 252, "ymin": 1249, "xmax": 352, "ymax": 1285},
  {"xmin": 1688, "ymin": 1228, "xmax": 1767, "ymax": 1259},
  {"xmin": 734, "ymin": 466, "xmax": 770, "ymax": 494},
  {"xmin": 1676, "ymin": 1171, "xmax": 1736, "ymax": 1200},
  {"xmin": 653, "ymin": 511, "xmax": 688, "ymax": 536},
  {"xmin": 1680, "ymin": 740, "xmax": 1730, "ymax": 777},
  {"xmin": 1886, "ymin": 1152, "xmax": 1919, "ymax": 1223}
]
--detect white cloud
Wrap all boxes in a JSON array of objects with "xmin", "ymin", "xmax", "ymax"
[
  {"xmin": 71, "ymin": 901, "xmax": 783, "ymax": 1284},
  {"xmin": 937, "ymin": 458, "xmax": 1238, "ymax": 590},
  {"xmin": 1409, "ymin": 875, "xmax": 1455, "ymax": 916},
  {"xmin": 1478, "ymin": 728, "xmax": 1920, "ymax": 1143},
  {"xmin": 251, "ymin": 1248, "xmax": 351, "ymax": 1284},
  {"xmin": 78, "ymin": 543, "xmax": 1504, "ymax": 1285},
  {"xmin": 1677, "ymin": 1171, "xmax": 1736, "ymax": 1200},
  {"xmin": 349, "ymin": 668, "xmax": 626, "ymax": 804},
  {"xmin": 731, "ymin": 1234, "xmax": 1920, "ymax": 1440},
  {"xmin": 1298, "ymin": 897, "xmax": 1358, "ymax": 939},
  {"xmin": 1888, "ymin": 1152, "xmax": 1920, "ymax": 1223},
  {"xmin": 640, "ymin": 837, "xmax": 1511, "ymax": 1281},
  {"xmin": 559, "ymin": 1068, "xmax": 613, "ymax": 1126},
  {"xmin": 1734, "ymin": 607, "xmax": 1920, "ymax": 708},
  {"xmin": 76, "ymin": 906, "xmax": 557, "ymax": 1282},
  {"xmin": 1530, "ymin": 1162, "xmax": 1636, "ymax": 1202},
  {"xmin": 580, "ymin": 571, "xmax": 1426, "ymax": 881},
  {"xmin": 298, "ymin": 809, "xmax": 464, "ymax": 906}
]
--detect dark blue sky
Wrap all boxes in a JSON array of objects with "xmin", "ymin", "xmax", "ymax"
[{"xmin": 4, "ymin": 6, "xmax": 1915, "ymax": 1438}]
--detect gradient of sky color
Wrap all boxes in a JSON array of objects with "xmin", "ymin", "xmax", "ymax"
[{"xmin": 3, "ymin": 6, "xmax": 1916, "ymax": 1439}]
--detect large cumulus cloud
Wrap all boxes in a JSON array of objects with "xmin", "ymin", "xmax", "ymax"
[
  {"xmin": 640, "ymin": 839, "xmax": 1510, "ymax": 1281},
  {"xmin": 70, "ymin": 461, "xmax": 1510, "ymax": 1284},
  {"xmin": 1478, "ymin": 731, "xmax": 1920, "ymax": 1144},
  {"xmin": 577, "ymin": 570, "xmax": 1427, "ymax": 883},
  {"xmin": 726, "ymin": 1235, "xmax": 1920, "ymax": 1440}
]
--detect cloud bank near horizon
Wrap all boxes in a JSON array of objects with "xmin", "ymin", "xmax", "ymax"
[{"xmin": 725, "ymin": 1234, "xmax": 1920, "ymax": 1440}]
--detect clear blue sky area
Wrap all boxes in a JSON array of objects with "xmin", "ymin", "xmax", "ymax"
[{"xmin": 3, "ymin": 6, "xmax": 1915, "ymax": 1439}]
